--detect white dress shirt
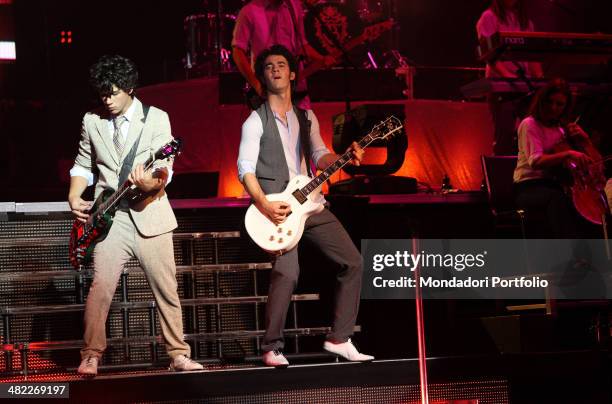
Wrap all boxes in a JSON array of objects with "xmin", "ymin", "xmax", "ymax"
[{"xmin": 237, "ymin": 108, "xmax": 330, "ymax": 203}]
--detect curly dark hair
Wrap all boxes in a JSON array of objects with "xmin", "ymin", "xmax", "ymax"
[
  {"xmin": 89, "ymin": 55, "xmax": 138, "ymax": 97},
  {"xmin": 254, "ymin": 45, "xmax": 298, "ymax": 94},
  {"xmin": 528, "ymin": 78, "xmax": 574, "ymax": 125}
]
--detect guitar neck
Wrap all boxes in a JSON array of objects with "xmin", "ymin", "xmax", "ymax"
[{"xmin": 299, "ymin": 134, "xmax": 374, "ymax": 197}]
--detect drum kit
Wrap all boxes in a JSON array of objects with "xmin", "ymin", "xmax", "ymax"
[
  {"xmin": 183, "ymin": 0, "xmax": 400, "ymax": 76},
  {"xmin": 183, "ymin": 0, "xmax": 243, "ymax": 74}
]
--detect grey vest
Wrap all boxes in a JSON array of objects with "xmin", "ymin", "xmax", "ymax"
[{"xmin": 255, "ymin": 102, "xmax": 312, "ymax": 195}]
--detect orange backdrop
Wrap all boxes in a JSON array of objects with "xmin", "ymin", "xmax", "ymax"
[{"xmin": 139, "ymin": 78, "xmax": 493, "ymax": 197}]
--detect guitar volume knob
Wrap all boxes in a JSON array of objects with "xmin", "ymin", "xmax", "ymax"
[{"xmin": 269, "ymin": 236, "xmax": 275, "ymax": 241}]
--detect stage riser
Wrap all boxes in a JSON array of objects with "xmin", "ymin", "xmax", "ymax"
[{"xmin": 0, "ymin": 208, "xmax": 278, "ymax": 373}]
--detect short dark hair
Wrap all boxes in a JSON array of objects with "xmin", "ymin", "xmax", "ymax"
[
  {"xmin": 89, "ymin": 55, "xmax": 138, "ymax": 97},
  {"xmin": 528, "ymin": 78, "xmax": 574, "ymax": 124},
  {"xmin": 254, "ymin": 45, "xmax": 298, "ymax": 93}
]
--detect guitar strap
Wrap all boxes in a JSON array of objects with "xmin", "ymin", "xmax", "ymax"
[
  {"xmin": 295, "ymin": 107, "xmax": 314, "ymax": 177},
  {"xmin": 118, "ymin": 105, "xmax": 151, "ymax": 185}
]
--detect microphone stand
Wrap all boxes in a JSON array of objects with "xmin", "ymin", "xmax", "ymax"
[{"xmin": 412, "ymin": 236, "xmax": 429, "ymax": 404}]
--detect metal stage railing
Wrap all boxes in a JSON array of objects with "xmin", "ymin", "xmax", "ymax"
[{"xmin": 0, "ymin": 213, "xmax": 350, "ymax": 375}]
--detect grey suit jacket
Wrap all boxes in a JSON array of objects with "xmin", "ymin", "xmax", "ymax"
[{"xmin": 73, "ymin": 98, "xmax": 178, "ymax": 237}]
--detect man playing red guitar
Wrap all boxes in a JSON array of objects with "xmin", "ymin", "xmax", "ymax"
[
  {"xmin": 237, "ymin": 45, "xmax": 373, "ymax": 367},
  {"xmin": 68, "ymin": 55, "xmax": 203, "ymax": 375}
]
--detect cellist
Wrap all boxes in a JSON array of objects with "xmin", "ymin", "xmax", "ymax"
[{"xmin": 513, "ymin": 79, "xmax": 595, "ymax": 237}]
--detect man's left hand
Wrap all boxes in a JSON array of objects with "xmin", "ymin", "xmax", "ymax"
[
  {"xmin": 348, "ymin": 142, "xmax": 364, "ymax": 166},
  {"xmin": 128, "ymin": 164, "xmax": 159, "ymax": 193}
]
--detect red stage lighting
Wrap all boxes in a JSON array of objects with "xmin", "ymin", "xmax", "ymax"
[{"xmin": 59, "ymin": 30, "xmax": 73, "ymax": 45}]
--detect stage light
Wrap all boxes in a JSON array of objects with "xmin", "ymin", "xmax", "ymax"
[
  {"xmin": 59, "ymin": 30, "xmax": 73, "ymax": 45},
  {"xmin": 330, "ymin": 104, "xmax": 416, "ymax": 194},
  {"xmin": 0, "ymin": 41, "xmax": 16, "ymax": 60}
]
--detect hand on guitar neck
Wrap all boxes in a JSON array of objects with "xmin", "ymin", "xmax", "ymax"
[{"xmin": 128, "ymin": 163, "xmax": 168, "ymax": 194}]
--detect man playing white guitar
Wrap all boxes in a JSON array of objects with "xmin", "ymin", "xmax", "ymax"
[{"xmin": 237, "ymin": 45, "xmax": 374, "ymax": 367}]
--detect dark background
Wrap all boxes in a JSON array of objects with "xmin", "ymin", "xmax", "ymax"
[{"xmin": 1, "ymin": 0, "xmax": 611, "ymax": 200}]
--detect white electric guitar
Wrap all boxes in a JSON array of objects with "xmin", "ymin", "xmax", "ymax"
[{"xmin": 245, "ymin": 116, "xmax": 403, "ymax": 254}]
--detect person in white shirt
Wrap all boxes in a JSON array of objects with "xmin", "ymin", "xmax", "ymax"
[
  {"xmin": 237, "ymin": 45, "xmax": 373, "ymax": 367},
  {"xmin": 513, "ymin": 79, "xmax": 592, "ymax": 237}
]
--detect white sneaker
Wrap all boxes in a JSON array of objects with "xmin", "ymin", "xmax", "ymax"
[
  {"xmin": 77, "ymin": 356, "xmax": 99, "ymax": 376},
  {"xmin": 169, "ymin": 355, "xmax": 204, "ymax": 371},
  {"xmin": 323, "ymin": 339, "xmax": 374, "ymax": 362},
  {"xmin": 262, "ymin": 350, "xmax": 289, "ymax": 368}
]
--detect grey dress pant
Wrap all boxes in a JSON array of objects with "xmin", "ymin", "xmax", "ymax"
[
  {"xmin": 80, "ymin": 211, "xmax": 190, "ymax": 360},
  {"xmin": 262, "ymin": 208, "xmax": 363, "ymax": 352}
]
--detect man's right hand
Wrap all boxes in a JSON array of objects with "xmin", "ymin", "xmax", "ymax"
[
  {"xmin": 69, "ymin": 197, "xmax": 92, "ymax": 223},
  {"xmin": 257, "ymin": 200, "xmax": 291, "ymax": 225}
]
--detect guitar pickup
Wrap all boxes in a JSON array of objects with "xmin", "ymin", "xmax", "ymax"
[{"xmin": 291, "ymin": 189, "xmax": 307, "ymax": 204}]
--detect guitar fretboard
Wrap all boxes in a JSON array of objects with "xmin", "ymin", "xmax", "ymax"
[
  {"xmin": 299, "ymin": 134, "xmax": 374, "ymax": 197},
  {"xmin": 84, "ymin": 155, "xmax": 155, "ymax": 232}
]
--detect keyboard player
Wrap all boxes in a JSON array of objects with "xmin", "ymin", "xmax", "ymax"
[{"xmin": 476, "ymin": 0, "xmax": 543, "ymax": 155}]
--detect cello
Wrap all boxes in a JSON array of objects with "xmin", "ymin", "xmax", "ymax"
[{"xmin": 552, "ymin": 117, "xmax": 611, "ymax": 227}]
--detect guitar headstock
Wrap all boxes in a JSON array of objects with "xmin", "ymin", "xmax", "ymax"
[
  {"xmin": 155, "ymin": 138, "xmax": 183, "ymax": 160},
  {"xmin": 370, "ymin": 116, "xmax": 403, "ymax": 141}
]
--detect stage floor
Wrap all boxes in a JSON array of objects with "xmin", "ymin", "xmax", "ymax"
[{"xmin": 1, "ymin": 351, "xmax": 609, "ymax": 403}]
